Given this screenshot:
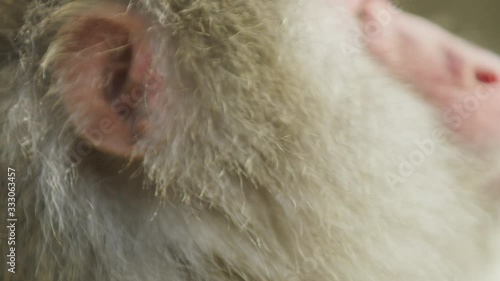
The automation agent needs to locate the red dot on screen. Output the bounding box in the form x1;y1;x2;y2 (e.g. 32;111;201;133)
476;70;498;84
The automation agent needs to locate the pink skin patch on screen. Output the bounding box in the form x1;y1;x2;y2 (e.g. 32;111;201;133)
345;0;500;149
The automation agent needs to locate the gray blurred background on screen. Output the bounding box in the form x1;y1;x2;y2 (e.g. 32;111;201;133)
401;0;500;53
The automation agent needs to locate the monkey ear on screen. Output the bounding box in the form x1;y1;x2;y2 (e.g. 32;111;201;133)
47;6;160;158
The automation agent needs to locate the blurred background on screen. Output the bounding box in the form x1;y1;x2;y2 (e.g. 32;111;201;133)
401;0;500;53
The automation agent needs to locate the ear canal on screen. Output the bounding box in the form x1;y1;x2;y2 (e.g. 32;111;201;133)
48;7;157;158
104;41;133;102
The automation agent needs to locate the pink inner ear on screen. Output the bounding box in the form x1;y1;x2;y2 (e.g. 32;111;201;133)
355;0;500;149
55;6;160;158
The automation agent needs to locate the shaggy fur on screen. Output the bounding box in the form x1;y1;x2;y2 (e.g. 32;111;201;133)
1;0;500;280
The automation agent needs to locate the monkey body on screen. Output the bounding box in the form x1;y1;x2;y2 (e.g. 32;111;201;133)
2;1;500;280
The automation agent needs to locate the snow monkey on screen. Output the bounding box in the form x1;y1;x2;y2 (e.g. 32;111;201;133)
2;0;500;280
